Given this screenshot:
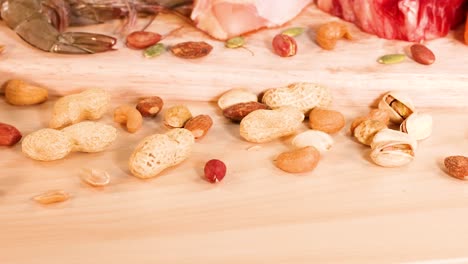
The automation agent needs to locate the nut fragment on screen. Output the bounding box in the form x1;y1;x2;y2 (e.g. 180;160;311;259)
316;22;351;50
353;119;387;146
129;128;195;179
292;130;333;153
204;159;227;183
33;190;70;205
378;92;415;124
217;88;258;110
0;123;22;146
184;114;213;139
275;146;320;173
240;107;304;143
272;34;297;57
136;96;164;117
114;105;143;133
410;44;435;65
170;41;213;59
444;156;468;180
309;108;345;134
164;105;192;128
4;79;48;106
80;168;111;187
400;113;433;141
223;101;268;122
50;88;110;129
262;83;332;114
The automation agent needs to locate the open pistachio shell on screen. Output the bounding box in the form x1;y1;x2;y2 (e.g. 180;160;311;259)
400;113;433;141
371;128;417;150
378;92;415;124
370;141;415;167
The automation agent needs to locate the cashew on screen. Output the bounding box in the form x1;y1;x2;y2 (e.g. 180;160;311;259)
129;128;195;179
22;122;117;161
114;105;143;133
49;88;110;129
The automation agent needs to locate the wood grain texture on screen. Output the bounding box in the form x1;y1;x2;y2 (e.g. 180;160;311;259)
1;5;468;107
0;94;467;264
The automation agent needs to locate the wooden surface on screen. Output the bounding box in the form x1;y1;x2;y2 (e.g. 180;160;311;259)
1;3;468;263
1;5;468;108
1;96;468;264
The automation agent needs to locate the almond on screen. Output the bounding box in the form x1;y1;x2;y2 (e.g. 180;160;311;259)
4;79;48;106
0;123;22;146
184;115;213;139
223;101;268;122
275;146;320;173
136;96;164;117
410;44;435;65
444;156;468;180
308;108;345;134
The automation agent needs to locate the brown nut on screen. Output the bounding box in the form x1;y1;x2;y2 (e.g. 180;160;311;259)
136;96;164;117
309;108;345;134
0;123;22;146
114;105;143;133
410;44;435;65
4;79;48;106
444;156;468;180
164;105;192;128
184;114;213;139
354;119;387;146
223;102;268;122
275;146;320;173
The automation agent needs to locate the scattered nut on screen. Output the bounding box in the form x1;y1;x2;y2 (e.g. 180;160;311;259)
378;92;415;124
353;119;387;146
240;107;304;143
22;122;117;161
316;21;351;50
272;34;297;57
223;101;268;122
370;129;417;167
114;105;143;133
309;108;345;134
275;146;320;173
164;105;192;128
170;41;213;59
0;123;22;146
184;114;213;139
50;88;110;129
350;109;390;134
0;45;4;53
262;83;332;114
129;128;195;179
400;113;433;141
4;79;48;106
292;130;333;153
62;121;117;152
80;168;111;187
444;156;468;180
33;190;70;205
204;159;227;183
136;96;164;117
217;88;258;110
377;54;406;64
410;44;435;65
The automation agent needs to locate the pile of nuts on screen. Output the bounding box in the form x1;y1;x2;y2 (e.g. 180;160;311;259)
350;91;433;167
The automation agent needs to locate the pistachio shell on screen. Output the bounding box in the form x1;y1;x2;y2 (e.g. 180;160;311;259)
371;128;417;151
370;141;415;167
400;113;432;141
378;92;415;124
291;130;333;153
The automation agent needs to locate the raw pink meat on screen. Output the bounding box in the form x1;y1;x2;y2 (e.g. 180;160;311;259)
191;0;313;40
316;0;467;41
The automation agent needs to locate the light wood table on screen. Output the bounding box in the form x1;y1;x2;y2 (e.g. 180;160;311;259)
1;4;468;264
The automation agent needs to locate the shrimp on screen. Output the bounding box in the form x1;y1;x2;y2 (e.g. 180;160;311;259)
0;0;192;54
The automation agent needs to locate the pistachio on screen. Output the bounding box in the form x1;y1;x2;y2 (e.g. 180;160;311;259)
291;130;333;153
281;27;305;37
400;113;433;141
144;43;165;58
378;92;415;124
370;141;415;167
225;36;245;49
353;119;387;146
371;128;417;150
